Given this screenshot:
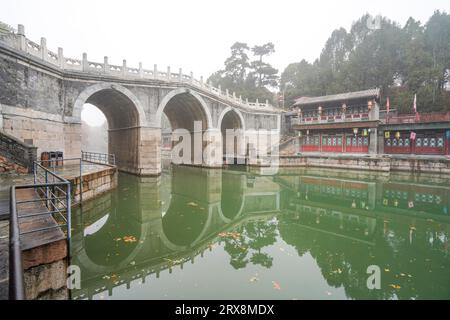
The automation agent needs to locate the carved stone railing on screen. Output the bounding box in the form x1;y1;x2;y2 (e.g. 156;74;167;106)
0;24;278;112
0;131;37;172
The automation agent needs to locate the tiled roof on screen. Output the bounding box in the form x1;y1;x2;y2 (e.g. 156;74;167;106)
293;88;380;106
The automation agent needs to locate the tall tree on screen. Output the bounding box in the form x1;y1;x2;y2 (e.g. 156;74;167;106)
281;12;450;113
250;42;278;88
224;42;250;84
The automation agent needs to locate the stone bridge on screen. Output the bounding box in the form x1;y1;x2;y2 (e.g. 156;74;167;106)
0;25;281;175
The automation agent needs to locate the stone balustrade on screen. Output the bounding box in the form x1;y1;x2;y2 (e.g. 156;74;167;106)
2;24;273;111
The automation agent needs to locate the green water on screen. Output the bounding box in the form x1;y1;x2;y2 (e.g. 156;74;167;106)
70;165;450;300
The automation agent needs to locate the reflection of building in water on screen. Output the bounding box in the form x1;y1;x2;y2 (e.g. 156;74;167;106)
276;173;450;221
70;167;281;299
380;182;450;216
276;172;450;300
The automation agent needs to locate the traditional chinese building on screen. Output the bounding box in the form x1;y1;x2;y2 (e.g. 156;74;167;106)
290;89;381;154
379;112;450;156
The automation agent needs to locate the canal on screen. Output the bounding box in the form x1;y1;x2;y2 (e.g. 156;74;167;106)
69;166;450;300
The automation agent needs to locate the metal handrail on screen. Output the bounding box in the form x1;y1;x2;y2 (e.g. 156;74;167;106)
9;187;24;300
81;151;116;165
34;158;83;204
9;181;72;300
9;162;74;300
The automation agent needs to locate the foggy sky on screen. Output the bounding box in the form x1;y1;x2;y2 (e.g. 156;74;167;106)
2;0;449;81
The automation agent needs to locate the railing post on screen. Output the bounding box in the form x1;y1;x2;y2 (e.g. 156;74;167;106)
179;68;182;81
66;182;72;241
58;47;64;68
40;37;47;61
190;72;193;84
45;170;49;209
104;56;109;73
167;66;171;81
82;53;88;71
139;62;144;78
122;59;127;77
154;64;158;79
17;24;26;51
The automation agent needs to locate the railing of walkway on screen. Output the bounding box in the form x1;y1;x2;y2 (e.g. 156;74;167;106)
9;162;72;300
35;157;83;205
81;151;116;166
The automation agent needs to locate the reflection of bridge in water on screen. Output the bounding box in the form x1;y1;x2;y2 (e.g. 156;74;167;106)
71;166;281;299
71;167;450;300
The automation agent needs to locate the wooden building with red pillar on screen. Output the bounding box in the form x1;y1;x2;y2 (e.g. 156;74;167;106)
380;112;450;156
290;89;381;154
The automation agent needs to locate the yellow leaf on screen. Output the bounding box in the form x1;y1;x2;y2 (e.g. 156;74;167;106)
389;284;401;289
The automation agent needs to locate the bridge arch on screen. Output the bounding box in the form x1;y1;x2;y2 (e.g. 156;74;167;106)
218;107;245;132
218;107;245;160
73;83;147;173
72;83;147;126
155;87;213;130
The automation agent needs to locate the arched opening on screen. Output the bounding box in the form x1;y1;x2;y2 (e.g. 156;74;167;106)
77;86;143;173
220;171;244;220
162;195;208;247
158;90;212;165
81;104;108;153
220;109;244;164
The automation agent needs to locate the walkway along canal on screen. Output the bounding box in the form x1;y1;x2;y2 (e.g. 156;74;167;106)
5;154;118;299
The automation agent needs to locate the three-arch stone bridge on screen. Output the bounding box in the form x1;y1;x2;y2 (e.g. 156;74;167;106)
0;25;281;175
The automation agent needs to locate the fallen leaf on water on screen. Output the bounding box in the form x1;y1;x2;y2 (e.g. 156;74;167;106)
325;291;332;296
400;273;406;277
272;281;281;290
384;268;390;272
130;261;136;266
114;237;122;242
249;276;259;283
279;247;285;252
218;232;241;240
187;202;198;207
123;235;137;243
389;284;401;289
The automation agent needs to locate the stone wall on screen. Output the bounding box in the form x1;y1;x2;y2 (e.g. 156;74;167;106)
0;154;28;174
279;155;391;172
23;240;68;300
279;154;450;174
71;165;118;203
1;105;80;159
389;156;450;174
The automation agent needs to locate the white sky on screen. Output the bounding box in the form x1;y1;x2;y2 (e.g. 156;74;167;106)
1;0;448;125
1;0;448;78
81;104;106;126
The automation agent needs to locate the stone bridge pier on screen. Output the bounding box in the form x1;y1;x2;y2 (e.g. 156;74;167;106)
0;25;282;176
